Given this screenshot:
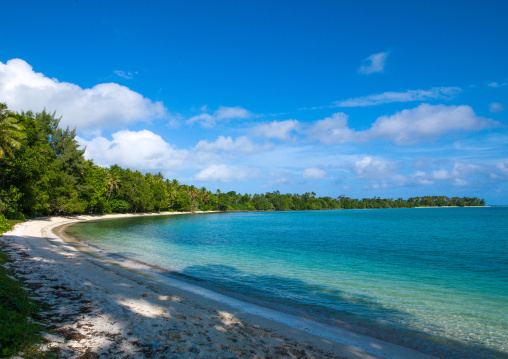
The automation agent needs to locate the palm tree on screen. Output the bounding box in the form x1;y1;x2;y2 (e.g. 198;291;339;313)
153;172;164;183
106;172;121;202
200;187;209;204
187;185;199;200
215;189;222;210
0;103;25;159
167;186;177;207
186;185;199;211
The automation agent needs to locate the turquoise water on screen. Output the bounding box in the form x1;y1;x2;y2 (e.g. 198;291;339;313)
66;208;508;358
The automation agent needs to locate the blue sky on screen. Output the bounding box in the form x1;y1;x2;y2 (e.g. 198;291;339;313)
1;0;507;204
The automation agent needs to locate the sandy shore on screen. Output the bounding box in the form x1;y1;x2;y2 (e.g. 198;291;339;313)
1;213;438;359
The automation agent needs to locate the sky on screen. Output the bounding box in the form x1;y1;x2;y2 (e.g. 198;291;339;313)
1;0;507;204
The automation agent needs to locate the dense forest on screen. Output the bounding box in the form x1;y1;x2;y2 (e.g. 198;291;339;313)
0;104;485;226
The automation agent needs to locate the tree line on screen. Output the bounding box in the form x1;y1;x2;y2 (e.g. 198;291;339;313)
0;104;485;223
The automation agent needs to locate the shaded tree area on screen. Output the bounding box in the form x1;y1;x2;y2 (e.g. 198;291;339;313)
0;104;485;221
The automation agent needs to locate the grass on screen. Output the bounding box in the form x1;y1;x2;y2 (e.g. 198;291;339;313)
0;249;57;358
6;219;24;227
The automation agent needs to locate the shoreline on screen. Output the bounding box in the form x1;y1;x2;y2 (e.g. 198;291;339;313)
1;212;438;359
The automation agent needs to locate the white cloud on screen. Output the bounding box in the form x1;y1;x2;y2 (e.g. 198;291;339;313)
113;70;136;79
496;160;508;178
194;164;257;182
307;104;498;146
0;59;167;131
358;52;389;74
194;135;260;154
306;112;358;144
77;130;187;172
395;162;485;187
251;119;300;140
490;102;504;113
366;104;498;145
352;156;397;179
488;82;507;88
453;178;468;186
186;113;215;128
334;87;462;107
302;167;327;179
268;176;294;186
429;169;451;180
187;106;251;128
408;171;435;185
77;131;264;179
215;106;250;120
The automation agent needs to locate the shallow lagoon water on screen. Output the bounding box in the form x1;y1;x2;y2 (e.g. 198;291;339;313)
66;207;508;358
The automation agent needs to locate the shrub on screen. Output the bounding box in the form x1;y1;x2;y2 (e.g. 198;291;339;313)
0;251;43;356
0;215;12;234
110;199;130;213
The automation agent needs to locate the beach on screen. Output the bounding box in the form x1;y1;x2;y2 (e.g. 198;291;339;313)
1;213;439;359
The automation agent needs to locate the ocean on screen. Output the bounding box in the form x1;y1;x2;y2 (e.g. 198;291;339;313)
65;207;508;358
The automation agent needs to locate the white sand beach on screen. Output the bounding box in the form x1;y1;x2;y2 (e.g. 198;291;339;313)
1;213;439;359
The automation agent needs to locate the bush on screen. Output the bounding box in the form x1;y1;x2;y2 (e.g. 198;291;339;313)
0;215;12;234
200;204;215;211
0;251;43;356
0;187;23;220
110;199;130;213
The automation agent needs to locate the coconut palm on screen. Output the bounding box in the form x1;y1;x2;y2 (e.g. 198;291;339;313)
187;185;199;200
167;186;177;206
0;103;25;159
106;172;121;202
200;187;209;204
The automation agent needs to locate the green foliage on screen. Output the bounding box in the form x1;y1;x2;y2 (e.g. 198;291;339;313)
0;215;12;234
173;191;191;211
0;250;44;357
0;102;486;219
0;186;24;220
0;104;25;159
110;199;130;213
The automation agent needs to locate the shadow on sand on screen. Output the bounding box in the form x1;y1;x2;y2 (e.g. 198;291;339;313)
1;221;506;359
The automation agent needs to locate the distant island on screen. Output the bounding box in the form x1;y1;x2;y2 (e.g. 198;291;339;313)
0;104;484;229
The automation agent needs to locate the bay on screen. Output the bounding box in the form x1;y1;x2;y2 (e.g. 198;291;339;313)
65;207;508;358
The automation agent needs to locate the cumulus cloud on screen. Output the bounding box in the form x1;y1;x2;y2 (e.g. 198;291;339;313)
366;104;498;145
187;106;251;128
334;87;461;107
0;59;167;131
309;104;498;146
194;135;260;154
194;164;257;182
490;102;504;113
306;112;358;144
352;156;397;179
358;52;389;74
251;119;300;140
302;167;327;179
392;162;485;187
77;130;187;172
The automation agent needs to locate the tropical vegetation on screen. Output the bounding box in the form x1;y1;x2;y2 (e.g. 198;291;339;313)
0;250;47;357
0;103;485;229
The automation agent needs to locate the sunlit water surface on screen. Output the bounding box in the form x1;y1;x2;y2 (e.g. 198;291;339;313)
66;207;508;358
